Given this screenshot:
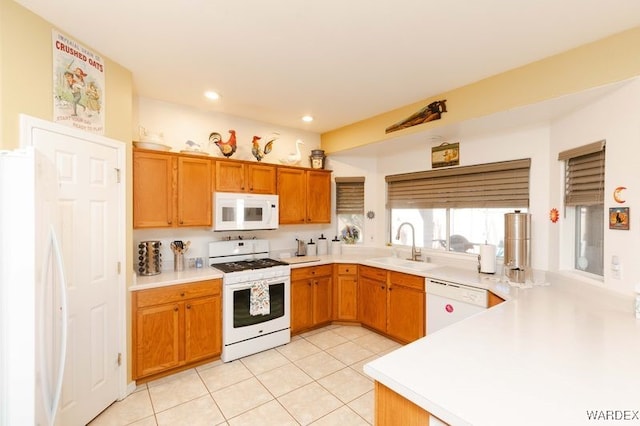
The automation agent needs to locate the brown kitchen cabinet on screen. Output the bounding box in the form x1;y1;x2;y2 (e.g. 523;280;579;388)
358;266;425;344
215;160;276;194
333;264;358;321
375;381;433;425
358;266;388;333
133;149;212;228
132;279;221;381
277;166;331;224
387;271;425;343
488;291;505;307
290;264;333;334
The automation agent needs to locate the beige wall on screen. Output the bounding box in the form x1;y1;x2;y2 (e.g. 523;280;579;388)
321;26;640;153
0;0;133;148
0;0;135;380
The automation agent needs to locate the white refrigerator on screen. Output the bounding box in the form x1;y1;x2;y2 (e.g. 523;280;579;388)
0;115;127;426
0;146;66;425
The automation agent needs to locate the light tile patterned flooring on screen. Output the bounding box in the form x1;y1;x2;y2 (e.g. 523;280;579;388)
90;324;401;425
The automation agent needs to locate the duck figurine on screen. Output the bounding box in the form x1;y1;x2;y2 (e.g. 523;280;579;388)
279;139;304;165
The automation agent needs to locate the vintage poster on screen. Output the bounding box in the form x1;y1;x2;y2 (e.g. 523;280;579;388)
52;30;105;134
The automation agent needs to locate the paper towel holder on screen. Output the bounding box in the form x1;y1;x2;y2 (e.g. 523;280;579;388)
478;244;497;274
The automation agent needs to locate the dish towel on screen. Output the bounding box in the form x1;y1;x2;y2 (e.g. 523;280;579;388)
249;280;270;316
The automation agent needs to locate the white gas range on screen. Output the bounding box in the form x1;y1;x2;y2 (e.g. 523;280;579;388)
209;239;291;362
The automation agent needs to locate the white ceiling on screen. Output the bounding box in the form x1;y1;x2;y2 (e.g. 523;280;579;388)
14;0;640;134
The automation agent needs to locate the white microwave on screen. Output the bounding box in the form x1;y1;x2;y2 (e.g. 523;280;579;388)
213;192;279;231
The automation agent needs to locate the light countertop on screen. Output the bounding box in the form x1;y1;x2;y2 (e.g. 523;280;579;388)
363;272;640;425
129;253;640;425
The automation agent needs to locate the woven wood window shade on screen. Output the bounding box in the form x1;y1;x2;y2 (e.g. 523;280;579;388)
385;159;531;209
335;177;365;214
558;140;605;206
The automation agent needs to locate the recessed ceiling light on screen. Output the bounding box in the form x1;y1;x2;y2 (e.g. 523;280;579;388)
204;91;220;100
302;115;313;123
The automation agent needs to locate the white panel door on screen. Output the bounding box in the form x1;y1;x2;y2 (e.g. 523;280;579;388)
31;125;122;426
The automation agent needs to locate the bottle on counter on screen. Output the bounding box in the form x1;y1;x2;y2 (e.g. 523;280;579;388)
317;234;328;255
307;238;317;256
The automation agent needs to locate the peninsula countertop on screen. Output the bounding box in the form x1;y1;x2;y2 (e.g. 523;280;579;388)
363;272;640;426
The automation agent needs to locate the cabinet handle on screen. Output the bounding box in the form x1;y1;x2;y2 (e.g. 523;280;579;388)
186;304;191;309
314;280;318;285
168;220;172;225
180;292;185;297
381;285;385;289
174;306;179;312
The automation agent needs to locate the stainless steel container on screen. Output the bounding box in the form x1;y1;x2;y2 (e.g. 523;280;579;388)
137;240;162;275
504;211;531;283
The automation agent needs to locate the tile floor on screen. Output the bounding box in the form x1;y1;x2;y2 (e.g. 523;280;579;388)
89;324;401;426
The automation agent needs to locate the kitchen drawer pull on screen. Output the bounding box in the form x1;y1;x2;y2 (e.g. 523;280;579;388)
180;292;185;297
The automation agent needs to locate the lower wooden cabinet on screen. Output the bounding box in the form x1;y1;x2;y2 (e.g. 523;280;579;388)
132;279;221;380
358;266;425;344
290;264;333;334
375;382;434;425
333;264;358;321
488;291;505;307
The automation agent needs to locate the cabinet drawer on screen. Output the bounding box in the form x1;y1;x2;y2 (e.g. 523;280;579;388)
389;271;424;291
360;265;387;282
337;264;358;275
291;264;333;280
135;280;221;308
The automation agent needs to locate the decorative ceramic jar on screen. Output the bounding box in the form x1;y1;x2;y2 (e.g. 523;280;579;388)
310;149;326;169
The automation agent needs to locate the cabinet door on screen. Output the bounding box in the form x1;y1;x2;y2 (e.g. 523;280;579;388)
291;278;313;333
387;283;425;343
312;275;332;325
177;156;212;226
248;164;276;194
306;170;331;223
185;295;221;362
216;161;245;192
133;151;175;228
358;277;387;332
135;303;181;378
277;167;306;224
335;265;358;321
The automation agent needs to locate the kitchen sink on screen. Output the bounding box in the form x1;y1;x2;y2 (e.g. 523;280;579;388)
366;257;439;272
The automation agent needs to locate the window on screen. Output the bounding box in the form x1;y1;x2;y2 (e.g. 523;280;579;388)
386;159;530;255
558;141;605;276
335;177;365;243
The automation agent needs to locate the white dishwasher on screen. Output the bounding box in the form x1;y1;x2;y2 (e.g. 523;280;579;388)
426;278;488;334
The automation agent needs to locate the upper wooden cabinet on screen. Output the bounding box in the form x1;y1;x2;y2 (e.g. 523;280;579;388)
133;149;212;228
215;160;276;194
277;166;331;224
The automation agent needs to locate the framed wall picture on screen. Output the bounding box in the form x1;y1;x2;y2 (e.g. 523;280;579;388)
431;142;459;168
609;207;629;230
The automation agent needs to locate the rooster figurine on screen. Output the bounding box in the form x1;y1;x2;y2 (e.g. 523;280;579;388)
210;129;236;157
251;133;278;162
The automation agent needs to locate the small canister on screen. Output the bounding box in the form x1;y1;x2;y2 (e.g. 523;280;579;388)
317;234;328;255
307;239;317;256
330;235;341;255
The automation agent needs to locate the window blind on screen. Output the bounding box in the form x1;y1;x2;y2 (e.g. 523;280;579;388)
335;177;365;214
385;159;531;209
558;140;605;206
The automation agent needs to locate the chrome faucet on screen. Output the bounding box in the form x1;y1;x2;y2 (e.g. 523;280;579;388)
396;222;421;261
